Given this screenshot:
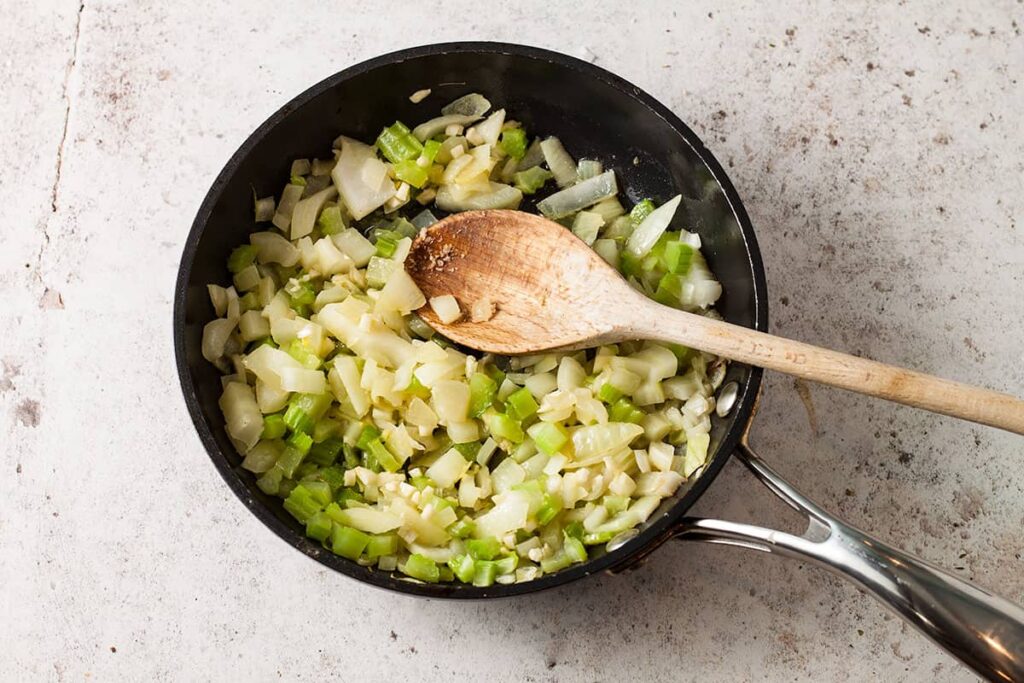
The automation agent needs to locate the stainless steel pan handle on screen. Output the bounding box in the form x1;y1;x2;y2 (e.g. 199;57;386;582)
676;442;1024;681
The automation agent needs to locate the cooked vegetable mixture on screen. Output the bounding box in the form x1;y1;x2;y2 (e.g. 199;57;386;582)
204;92;726;585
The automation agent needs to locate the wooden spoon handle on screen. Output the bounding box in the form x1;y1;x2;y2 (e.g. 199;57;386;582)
625;300;1024;435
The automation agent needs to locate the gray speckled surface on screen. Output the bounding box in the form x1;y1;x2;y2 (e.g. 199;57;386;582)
2;1;1022;680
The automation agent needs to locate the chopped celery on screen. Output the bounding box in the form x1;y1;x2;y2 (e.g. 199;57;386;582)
454;441;481;461
527;422;568;455
402;554;440;582
654;273;684;307
603;495;630;514
316;464;346;492
512;166;553;195
290;393;332;421
262;413;287;439
356;424;382;450
283;404;314;434
449;554;476;583
376;121;423;163
227;245;259;274
472;560;498;587
286;339;322;370
286;279;316;308
307;437;343;466
366;438;401;473
366;533;399;558
536;493;563;526
316;205;346;236
286;430;313;456
608;397;645;424
582;530;617;545
597;382;624;404
564;521;584;541
499;128;528;159
449;518;475;539
468;372;497;417
494;553;518;575
483;410;525;443
540;551;571;574
331;525;370;560
663;240;694;274
466;537;501;561
630;198;655;225
283;484;322;523
305;511;332;542
421;139;442;165
374;233;399;258
506;387;539;420
563;535;587;564
393;159;429;189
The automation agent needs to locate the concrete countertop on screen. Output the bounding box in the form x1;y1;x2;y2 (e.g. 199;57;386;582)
3;1;1021;680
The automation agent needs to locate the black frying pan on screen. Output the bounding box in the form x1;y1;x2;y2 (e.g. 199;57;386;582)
173;43;1024;680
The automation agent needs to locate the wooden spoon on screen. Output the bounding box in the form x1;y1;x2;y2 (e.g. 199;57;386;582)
406;209;1024;436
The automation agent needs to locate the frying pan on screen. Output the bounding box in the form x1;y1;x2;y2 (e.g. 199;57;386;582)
173;43;1024;679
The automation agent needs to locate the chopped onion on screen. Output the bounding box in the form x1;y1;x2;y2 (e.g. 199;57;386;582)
536;171;618;219
428;295;462;324
540;137;578;187
250;231;299;267
441;93;491;117
571;423;644;462
412;114;481;142
202;318;237;362
625;194;682;257
475;109;506;147
408;88;432;104
254;196;275;222
290;185;338;240
331;136;395;220
331;228;376;267
426;448;471;488
219;382;262;451
435;182;522;212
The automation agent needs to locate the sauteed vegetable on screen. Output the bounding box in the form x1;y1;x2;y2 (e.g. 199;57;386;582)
203;92;726;585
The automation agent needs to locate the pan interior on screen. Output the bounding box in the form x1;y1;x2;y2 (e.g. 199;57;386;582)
176;43;766;598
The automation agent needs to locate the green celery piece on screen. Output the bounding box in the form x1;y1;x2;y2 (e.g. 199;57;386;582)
262;413;287;440
393;159;429;189
238;291;259;312
654;273;684;307
227;244;259;274
278;479;297;498
483;363;506;385
448;518;475;539
536;493;563;526
448;554;476;583
472;560;498;587
663;240;694;274
356;424;382;451
366;533;399;558
335;488;363;507
286;279;316;307
564;521;584;541
506;387;539;420
289;175;307;186
366;438;401;473
563;536;588;564
619;250;643;278
409;475;432;491
468;372;497;417
331;525;370;560
667;343;694;363
313;418;342;443
582;530;617;545
540;550;572;574
630;198;655;225
596;382;624;404
307;437;344;466
256;466;283;495
512;166;553;195
287;430;313;456
316;205;346;236
276;445;306;478
608;397;645;424
299;480;332;506
493;553;518;575
290;393;332;421
316;464;346;492
406;374;431;399
402;554;440;582
293;462;318;480
286;339;322;370
483;411;525;444
283;404;314;435
421;139;442;165
529;422;568;455
499;128;528;159
341;443;359;469
305;511;332;542
376;121;423;163
453;441;481;461
374;233;400;258
283;485;321;523
466;537;501;561
365;256;395;289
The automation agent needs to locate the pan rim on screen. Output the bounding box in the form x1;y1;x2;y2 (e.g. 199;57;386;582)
173;41;768;599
